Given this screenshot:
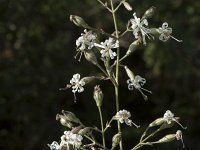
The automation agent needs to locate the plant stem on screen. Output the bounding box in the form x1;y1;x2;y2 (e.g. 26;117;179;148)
110;0;123;150
84;135;107;149
98;107;106;149
131;129;161;150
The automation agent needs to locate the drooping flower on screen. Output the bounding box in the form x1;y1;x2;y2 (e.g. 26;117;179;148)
94;38;119;59
114;109;140;128
70;74;85;100
130;13;153;45
176;130;185;148
127;75;151;100
60;131;83;149
75;29;97;61
163;110;187;129
158;22;182;42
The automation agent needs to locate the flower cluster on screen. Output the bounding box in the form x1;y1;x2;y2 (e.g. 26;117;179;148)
49;131;83;150
114;109;140;128
75;29;97;61
94;38;119;59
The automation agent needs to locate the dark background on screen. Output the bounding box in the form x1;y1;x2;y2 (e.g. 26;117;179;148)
0;0;200;149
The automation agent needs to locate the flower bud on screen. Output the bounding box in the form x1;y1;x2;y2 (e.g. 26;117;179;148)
84;50;99;66
142;6;156;20
126;39;141;56
78;127;92;136
159;121;175;130
71;125;84;134
124;66;134;81
56;114;73;128
93;85;103;107
122;1;132;11
158;134;176;143
70;15;91;29
62;110;81;124
149;118;165;127
112;132;122;149
150;28;160;36
80;76;96;84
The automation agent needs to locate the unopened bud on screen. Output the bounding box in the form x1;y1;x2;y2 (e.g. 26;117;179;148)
112;132;122;149
142;6;156;20
158;134;176;143
93;85;103;107
122;1;132;11
56;114;73;128
150;28;160;35
124;66;134;81
84;50;99;66
81;76;96;84
71;125;84;134
126;39;141;56
70;15;91;29
149;118;165;127
159;121;175;130
78;127;92;136
62;110;81;124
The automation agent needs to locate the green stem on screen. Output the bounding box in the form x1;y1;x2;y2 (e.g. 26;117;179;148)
84;135;107;149
98;107;106;149
110;0;123;150
131;129;161;150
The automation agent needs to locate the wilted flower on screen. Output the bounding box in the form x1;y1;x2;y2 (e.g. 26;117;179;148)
94;38;119;59
48;141;61;150
127;75;151;100
130;13;153;45
70;74;85;101
75;29;97;61
114;109;140;128
60;131;83;149
163;110;187;129
158;22;182;42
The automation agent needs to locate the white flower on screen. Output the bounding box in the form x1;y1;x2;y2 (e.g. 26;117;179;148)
70;74;85;101
94;38;119;59
163;110;187;129
70;74;85;93
60;131;83;149
176;130;185;148
158;22;182;42
115;109;140;128
127;75;151;100
130;13;153;45
48;141;61;150
75;29;97;61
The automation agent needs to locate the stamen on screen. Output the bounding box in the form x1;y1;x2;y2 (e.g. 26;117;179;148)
173;118;187;129
132;121;140;128
171;36;182;42
74;93;77;103
180;137;185;148
138;88;148;101
140;87;152;94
